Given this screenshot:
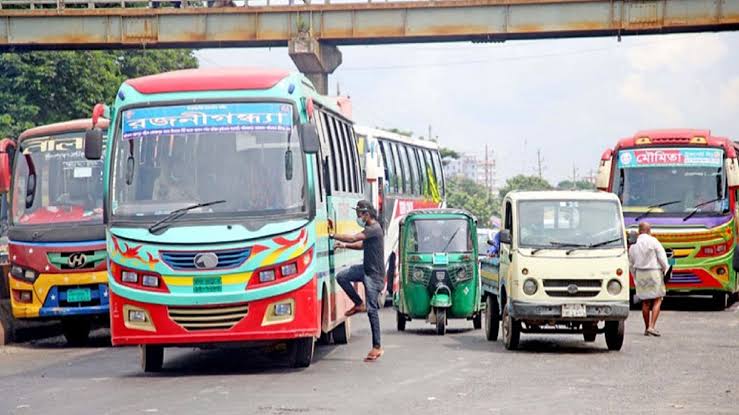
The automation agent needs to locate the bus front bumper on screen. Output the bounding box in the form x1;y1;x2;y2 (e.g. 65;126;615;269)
109;277;320;346
9;271;110;319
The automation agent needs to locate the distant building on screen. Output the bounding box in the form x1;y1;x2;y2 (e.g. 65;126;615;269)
444;151;497;195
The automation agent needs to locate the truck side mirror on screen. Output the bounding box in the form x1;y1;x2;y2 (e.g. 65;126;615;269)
85;128;104;160
299;123;320;154
725;158;739;188
0;138;16;193
499;229;512;245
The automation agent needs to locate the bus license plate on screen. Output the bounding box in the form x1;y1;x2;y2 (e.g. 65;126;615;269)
562;304;586;318
193;276;222;293
67;288;92;303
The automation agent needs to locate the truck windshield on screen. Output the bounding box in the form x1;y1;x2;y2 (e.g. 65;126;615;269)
616;147;727;215
12;133;104;226
517;200;623;249
111;102;305;221
410;219;471;253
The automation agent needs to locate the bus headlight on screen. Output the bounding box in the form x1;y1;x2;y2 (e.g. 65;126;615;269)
259;269;276;283
10;265;37;283
523;278;538;295
607;279;622;295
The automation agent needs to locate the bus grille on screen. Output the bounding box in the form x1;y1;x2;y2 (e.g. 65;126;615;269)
160;247;251;270
168;304;248;331
543;279;602;298
668;272;702;284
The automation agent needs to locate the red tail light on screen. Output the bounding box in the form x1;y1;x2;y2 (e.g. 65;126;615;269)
249;248;313;289
110;262;169;293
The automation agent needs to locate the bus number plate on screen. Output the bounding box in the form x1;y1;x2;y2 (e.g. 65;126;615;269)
193;276;222;293
67;288;92;302
562;304;586;318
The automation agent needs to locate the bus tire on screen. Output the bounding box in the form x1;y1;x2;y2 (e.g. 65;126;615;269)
62;319;91;346
141;345;164;372
331;319;351;345
290;337;314;368
484;295;499;341
712;292;729;310
605;321;625;351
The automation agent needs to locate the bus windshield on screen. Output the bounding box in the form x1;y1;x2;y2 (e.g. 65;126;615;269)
616;148;727;215
111;102;306;221
410;219;471;253
12;133;104;226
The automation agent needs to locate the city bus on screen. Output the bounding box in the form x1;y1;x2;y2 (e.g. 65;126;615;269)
596;129;739;309
84;68;364;371
0;119;109;344
353;126;445;301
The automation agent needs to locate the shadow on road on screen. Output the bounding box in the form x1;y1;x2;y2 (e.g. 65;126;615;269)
661;296;736;312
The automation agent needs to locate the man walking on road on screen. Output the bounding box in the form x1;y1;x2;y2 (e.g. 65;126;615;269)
331;200;385;362
629;222;669;337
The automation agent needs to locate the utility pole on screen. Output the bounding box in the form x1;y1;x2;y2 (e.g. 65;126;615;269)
571;164;578;190
428;125;432;143
536;148;544;179
485;144;490;197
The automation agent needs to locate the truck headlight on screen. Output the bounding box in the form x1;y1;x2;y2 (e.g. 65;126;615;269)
523;278;538;295
607;279;622;295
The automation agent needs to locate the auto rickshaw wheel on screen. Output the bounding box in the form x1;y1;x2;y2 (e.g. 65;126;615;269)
484;295;499;341
396;311;406;331
583;323;597;342
332;319;351;345
290;337;315;368
502;303;520;350
435;308;446;336
604;321;625;351
141;345;164;373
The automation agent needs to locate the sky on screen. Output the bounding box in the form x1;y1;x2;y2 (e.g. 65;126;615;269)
196;31;739;186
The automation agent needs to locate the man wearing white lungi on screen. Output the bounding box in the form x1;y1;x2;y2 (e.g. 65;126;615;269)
629;222;669;337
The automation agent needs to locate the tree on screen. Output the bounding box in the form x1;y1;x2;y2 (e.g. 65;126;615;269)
440;147;460;160
497;175;553;201
556;180;596;190
0;50;198;138
446;177;498;227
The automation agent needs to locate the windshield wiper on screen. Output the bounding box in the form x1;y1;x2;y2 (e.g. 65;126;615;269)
148;200;226;235
634;200;682;222
683;197;723;222
441;226;464;252
566;238;623;254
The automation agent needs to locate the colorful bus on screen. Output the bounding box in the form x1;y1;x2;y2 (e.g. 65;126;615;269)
596;129;739;309
353;126;445;301
84;68;364;371
0;119;109;344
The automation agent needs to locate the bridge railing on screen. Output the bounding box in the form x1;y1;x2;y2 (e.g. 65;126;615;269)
0;0;414;9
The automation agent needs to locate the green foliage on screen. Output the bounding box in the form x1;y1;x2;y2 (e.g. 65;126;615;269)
0;50;198;138
556;180;596;190
446;177;497;227
497;175;553;201
440;147;460;160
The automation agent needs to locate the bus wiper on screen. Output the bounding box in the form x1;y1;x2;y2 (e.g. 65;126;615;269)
148;200;226;235
634;200;682;222
683;197;723;222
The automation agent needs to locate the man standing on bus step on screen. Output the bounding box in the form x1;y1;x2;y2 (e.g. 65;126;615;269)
331;200;385;362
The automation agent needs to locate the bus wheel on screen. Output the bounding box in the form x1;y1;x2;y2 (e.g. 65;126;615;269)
141;345;164;372
331;319;351;345
502;303;520;350
435;308;446;336
605;321;625;351
484;295;499;341
62;319;91;346
583;323;597;342
712;292;729;310
396;311;406;331
290;337;314;368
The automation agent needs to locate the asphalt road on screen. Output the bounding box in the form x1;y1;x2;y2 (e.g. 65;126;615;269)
1;298;737;415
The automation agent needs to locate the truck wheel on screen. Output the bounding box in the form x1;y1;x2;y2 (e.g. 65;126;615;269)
605;321;625;351
62;319;91;346
484;295;499;342
396;311;406;331
472;313;482;330
712;292;729;310
141;345;164;372
435;308;446;336
583;323;597;342
290;337;315;368
502;303;520;350
331;319;351;345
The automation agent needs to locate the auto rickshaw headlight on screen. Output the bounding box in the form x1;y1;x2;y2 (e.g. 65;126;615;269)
607;279;622;295
523;278;538;295
455;268;472;282
412;269;425;283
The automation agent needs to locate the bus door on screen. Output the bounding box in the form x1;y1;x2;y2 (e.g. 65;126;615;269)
315;111;337;277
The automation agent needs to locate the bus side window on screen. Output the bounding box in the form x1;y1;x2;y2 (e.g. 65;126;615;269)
324;113;340;193
329;116;347;192
422;149;435;196
390;142;404;193
407;146;421;195
379;140;394;194
399;145;414;195
416;148;428;196
431;151;445;199
340;122;357;193
313;108;326;201
347;126;362;193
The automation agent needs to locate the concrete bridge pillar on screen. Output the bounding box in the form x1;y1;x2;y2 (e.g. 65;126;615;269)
288;34;342;95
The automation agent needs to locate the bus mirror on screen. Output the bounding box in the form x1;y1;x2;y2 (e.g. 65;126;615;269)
596;157;612;191
0;138;15;193
299;123;320;154
91;103;108;128
285;149;294;181
725;158;739;188
85;128;103;160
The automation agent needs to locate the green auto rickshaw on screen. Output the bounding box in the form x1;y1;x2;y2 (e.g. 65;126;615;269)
394;209;482;335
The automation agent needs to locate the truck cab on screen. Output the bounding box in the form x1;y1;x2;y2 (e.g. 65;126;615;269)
482;191;630;351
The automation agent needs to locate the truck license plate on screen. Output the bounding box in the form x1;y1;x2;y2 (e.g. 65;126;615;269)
67;288;91;302
193;276;222;293
562;304;587;318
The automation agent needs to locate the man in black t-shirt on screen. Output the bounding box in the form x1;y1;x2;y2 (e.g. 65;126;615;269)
331;200;385;362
